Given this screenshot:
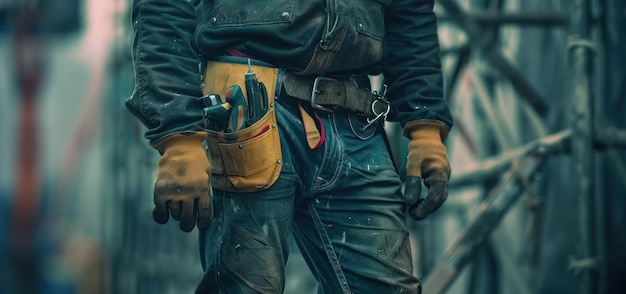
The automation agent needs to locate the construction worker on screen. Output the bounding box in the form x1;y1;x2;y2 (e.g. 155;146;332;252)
126;0;453;293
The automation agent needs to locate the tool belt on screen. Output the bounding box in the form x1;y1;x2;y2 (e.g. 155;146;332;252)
201;57;390;192
202;58;282;193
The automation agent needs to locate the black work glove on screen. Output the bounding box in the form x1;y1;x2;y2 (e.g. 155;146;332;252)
403;121;451;220
151;132;214;232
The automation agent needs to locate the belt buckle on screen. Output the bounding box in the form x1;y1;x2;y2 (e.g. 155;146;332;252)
311;76;338;112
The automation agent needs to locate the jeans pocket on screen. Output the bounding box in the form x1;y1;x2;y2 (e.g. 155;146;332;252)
348;113;376;140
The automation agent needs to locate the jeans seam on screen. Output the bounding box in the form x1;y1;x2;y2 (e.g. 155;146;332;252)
314;112;344;192
347;112;376;140
308;201;352;294
215;194;225;290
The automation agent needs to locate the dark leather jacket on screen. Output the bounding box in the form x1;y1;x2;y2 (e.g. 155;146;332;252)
127;0;453;144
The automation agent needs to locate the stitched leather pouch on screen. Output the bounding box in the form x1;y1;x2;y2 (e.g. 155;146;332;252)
202;59;282;192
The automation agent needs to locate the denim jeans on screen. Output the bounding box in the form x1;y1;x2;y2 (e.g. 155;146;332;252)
196;96;420;294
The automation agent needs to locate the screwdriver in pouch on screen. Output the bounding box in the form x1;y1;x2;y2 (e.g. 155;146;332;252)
244;58;268;126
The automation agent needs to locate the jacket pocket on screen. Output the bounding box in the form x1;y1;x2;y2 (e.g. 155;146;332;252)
208;0;295;26
355;0;389;40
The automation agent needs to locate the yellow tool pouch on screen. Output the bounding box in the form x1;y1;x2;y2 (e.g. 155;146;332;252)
201;59;282;193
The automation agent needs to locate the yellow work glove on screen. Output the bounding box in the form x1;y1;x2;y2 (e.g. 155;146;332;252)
151;132;213;232
403;121;451;220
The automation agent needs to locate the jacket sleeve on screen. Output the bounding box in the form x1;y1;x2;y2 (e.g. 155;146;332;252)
382;0;453;132
125;0;205;144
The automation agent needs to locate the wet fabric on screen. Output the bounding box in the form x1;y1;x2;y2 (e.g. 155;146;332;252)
126;0;452;144
196;96;420;293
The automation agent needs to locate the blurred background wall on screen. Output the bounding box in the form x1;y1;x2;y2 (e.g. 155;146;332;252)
0;0;624;293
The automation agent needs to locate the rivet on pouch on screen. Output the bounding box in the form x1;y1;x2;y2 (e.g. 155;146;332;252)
272;124;277;128
277;160;282;164
238;144;243;149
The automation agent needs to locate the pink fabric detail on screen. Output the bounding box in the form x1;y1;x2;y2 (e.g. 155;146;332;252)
226;47;254;59
312;111;326;149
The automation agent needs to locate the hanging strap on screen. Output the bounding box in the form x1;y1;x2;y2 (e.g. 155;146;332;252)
298;104;326;149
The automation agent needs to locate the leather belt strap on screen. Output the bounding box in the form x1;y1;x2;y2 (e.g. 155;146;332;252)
281;73;374;115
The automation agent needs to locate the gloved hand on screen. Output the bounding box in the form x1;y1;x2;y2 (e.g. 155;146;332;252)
151;132;213;232
403;121;451;220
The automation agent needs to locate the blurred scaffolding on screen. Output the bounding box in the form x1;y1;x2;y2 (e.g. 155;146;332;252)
0;0;624;293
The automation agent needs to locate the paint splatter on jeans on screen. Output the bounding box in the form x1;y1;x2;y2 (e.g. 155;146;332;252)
196;99;420;293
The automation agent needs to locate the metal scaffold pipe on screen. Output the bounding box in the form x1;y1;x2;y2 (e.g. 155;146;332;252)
437;0;549;117
449;129;572;188
568;0;604;292
422;155;545;294
422;129;571;294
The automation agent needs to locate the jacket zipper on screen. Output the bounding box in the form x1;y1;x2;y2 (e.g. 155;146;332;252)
320;0;338;49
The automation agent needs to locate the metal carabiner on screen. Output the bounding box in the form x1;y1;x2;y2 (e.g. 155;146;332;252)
362;98;391;130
